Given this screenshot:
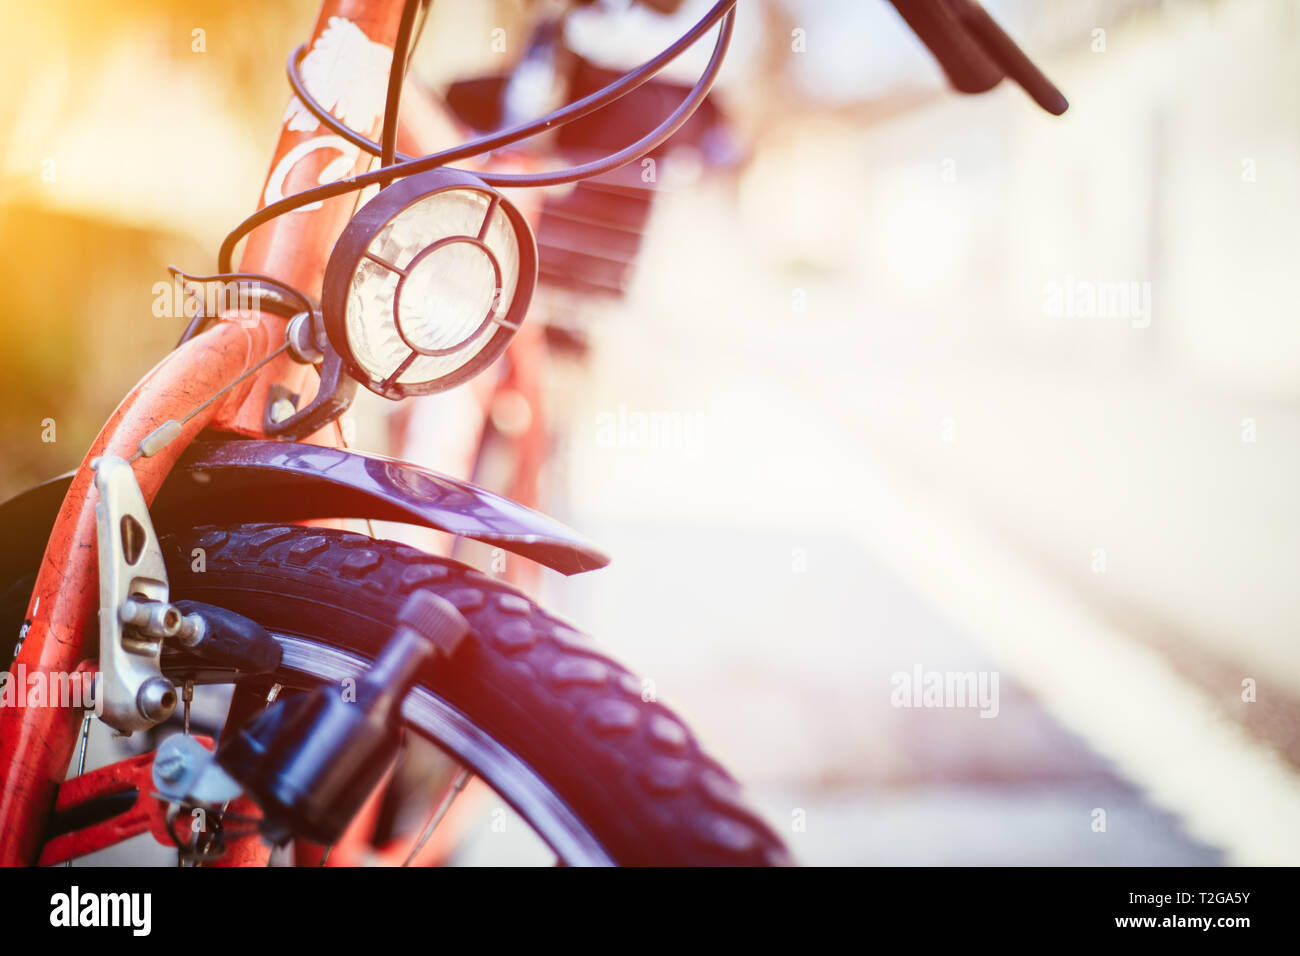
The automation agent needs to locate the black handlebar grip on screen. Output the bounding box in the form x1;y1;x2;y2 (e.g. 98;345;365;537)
888;0;1068;115
959;1;1068;115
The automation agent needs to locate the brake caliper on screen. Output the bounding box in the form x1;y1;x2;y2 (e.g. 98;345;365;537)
93;455;183;733
93;456;282;732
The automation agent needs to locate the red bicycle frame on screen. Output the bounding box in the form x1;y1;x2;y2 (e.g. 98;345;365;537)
0;0;412;866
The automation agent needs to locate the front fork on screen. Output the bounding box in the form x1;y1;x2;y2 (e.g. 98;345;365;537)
0;0;412;865
0;320;268;865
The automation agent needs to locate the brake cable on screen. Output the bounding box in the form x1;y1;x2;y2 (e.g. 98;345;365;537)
377;0;423;182
167;0;734;430
168;266;316;346
127;342;291;463
287;0;733;168
218;0;737;274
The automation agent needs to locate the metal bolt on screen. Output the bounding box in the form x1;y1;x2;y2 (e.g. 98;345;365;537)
120;598;182;639
286;312;324;365
154;748;189;784
175;612;206;649
270;398;297;424
137;676;177;723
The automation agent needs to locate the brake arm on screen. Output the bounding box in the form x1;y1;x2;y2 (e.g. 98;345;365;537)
93;456;181;734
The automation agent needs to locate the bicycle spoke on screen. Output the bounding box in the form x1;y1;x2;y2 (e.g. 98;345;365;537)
65;713;95;869
402;766;472;866
182;680;193;735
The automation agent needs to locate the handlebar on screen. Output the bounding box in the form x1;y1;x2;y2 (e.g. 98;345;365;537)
888;0;1068;114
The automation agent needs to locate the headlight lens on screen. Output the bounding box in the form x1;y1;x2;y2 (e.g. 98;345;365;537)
322;169;536;399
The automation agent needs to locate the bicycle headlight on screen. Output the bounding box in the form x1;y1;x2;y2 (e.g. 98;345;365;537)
321;169;537;399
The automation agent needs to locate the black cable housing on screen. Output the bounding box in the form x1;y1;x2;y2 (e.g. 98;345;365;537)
219;0;737;274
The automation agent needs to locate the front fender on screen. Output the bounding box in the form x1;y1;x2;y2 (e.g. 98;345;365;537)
157;440;608;575
0;441;609;580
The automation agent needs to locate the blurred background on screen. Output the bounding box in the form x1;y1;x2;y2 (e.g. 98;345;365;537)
2;0;1299;864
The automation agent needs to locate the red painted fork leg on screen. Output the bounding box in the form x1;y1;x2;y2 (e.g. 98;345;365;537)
0;322;260;866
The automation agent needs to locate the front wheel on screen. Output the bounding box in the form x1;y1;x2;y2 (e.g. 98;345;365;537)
161;523;791;866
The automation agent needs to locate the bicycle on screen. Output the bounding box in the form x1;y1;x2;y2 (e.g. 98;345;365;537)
0;0;1064;866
